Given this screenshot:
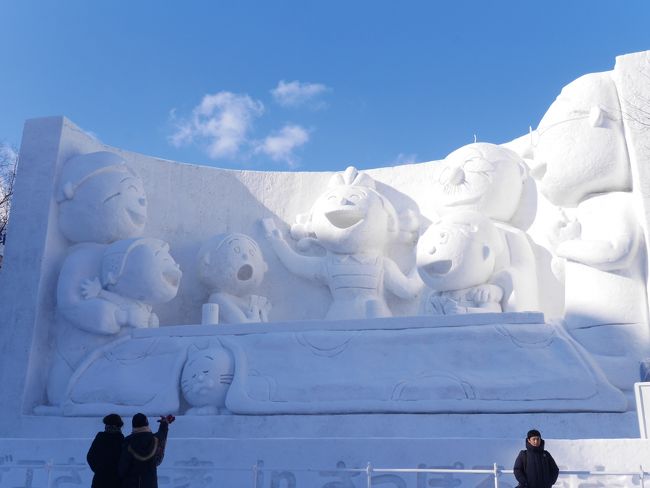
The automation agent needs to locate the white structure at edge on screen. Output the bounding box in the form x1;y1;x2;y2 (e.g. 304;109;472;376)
1;51;650;426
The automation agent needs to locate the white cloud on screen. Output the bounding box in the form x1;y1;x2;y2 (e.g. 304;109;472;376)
271;80;329;108
169;91;264;159
392;153;418;165
255;125;310;167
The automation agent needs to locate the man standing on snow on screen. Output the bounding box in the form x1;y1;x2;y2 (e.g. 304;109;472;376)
513;429;559;488
118;413;173;488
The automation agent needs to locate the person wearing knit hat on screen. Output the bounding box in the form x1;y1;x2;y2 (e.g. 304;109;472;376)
86;413;124;488
118;413;173;488
513;428;559;487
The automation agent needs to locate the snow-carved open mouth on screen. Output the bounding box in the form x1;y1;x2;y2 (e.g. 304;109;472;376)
127;209;146;226
325;209;364;229
163;269;181;288
237;264;253;281
422;260;453;275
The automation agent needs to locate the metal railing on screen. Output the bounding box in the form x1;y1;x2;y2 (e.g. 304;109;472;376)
1;461;647;487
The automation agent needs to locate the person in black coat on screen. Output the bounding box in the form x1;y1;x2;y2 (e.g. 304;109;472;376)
118;413;170;488
513;429;559;488
87;414;125;488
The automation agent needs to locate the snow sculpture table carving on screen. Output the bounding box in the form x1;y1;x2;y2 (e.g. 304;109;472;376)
56;314;626;415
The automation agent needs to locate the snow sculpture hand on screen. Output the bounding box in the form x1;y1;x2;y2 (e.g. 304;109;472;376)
469;283;504;305
425;295;459;315
80;277;102;299
548;209;581;249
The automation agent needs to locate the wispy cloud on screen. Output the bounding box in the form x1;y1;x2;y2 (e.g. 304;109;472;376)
169;91;264;159
271;80;329;109
255;125;310;167
392;153;418;165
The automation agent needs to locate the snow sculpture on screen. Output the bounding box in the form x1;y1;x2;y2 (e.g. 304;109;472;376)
57;151;147;244
433;143;526;223
49;237;182;405
262;166;419;320
431;143;539;312
197;233;270;324
181;343;234;415
531;72;648;397
417;211;507;315
49;152;150;405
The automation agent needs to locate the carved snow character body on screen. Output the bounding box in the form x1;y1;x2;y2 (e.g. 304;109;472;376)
263;166;419;321
49;237;182;405
197;233;271;324
417;210;507;315
531;71;648;398
181;343;234;415
50;152;151;405
432;142;539;312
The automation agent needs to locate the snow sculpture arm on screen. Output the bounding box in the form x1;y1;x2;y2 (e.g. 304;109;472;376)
383;258;422;299
80;277;156;328
550;206;642;272
262;218;323;281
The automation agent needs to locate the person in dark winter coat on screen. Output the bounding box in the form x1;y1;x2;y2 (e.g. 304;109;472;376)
513;429;559;488
118;413;170;488
87;413;125;488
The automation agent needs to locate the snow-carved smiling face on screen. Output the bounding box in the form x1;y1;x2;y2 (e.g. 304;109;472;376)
310;185;390;254
58;152;147;244
198;233;268;296
433;143;525;222
104;238;182;304
416;211;501;292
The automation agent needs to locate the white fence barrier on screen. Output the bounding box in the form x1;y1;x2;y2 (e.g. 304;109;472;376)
0;462;647;487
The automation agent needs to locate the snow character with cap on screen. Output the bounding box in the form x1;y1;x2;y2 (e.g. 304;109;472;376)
513;429;559;488
263;166;419;320
197;233;270;324
87;413;124;488
119;413;172;488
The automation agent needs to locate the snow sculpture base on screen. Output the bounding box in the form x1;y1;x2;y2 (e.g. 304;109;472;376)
51;313;625;416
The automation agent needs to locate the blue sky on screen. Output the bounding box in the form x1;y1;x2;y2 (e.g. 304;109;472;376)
1;1;649;171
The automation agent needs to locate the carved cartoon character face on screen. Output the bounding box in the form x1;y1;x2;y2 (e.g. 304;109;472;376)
181;346;233;409
59;168;147;243
532;73;630;207
417;212;498;292
433;143;524;222
311;185;390;253
109;240;182;304
200;234;268;296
